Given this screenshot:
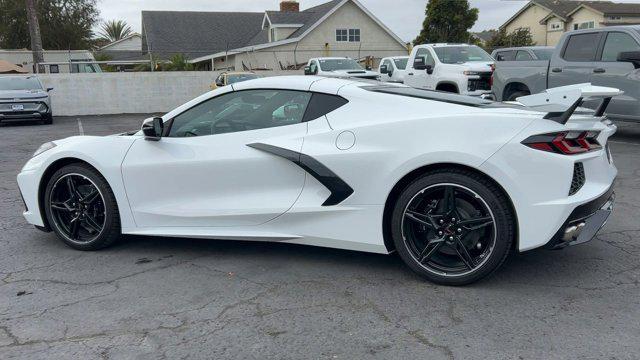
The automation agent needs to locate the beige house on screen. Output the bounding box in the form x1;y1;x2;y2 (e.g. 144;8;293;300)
501;0;640;46
141;0;408;71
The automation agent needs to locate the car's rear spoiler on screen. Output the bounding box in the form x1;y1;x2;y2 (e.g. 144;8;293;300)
516;83;624;124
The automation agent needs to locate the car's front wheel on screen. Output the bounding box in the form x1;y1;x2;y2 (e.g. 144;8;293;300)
390;169;515;285
44;163;121;250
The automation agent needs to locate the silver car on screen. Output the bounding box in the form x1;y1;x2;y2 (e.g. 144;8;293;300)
0;75;53;124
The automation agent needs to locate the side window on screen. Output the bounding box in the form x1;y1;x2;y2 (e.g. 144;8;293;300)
563;33;600;61
495;50;516;61
310;61;318;74
416;48;435;67
303;93;349;122
601;32;640;61
168;90;312;138
383;59;393;70
515;51;533;61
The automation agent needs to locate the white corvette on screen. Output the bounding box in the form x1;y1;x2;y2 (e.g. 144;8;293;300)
17;77;618;285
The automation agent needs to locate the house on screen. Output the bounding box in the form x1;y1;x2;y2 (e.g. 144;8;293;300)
500;0;640;46
0;50;99;73
94;33;148;71
141;0;408;71
470;30;498;45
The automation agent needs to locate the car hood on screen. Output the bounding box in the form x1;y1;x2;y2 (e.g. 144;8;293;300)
0;89;48;100
457;62;494;72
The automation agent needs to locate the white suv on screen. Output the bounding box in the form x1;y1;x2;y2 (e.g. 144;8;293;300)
404;44;494;97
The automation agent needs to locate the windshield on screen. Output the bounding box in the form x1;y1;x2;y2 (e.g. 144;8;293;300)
433;46;493;64
226;73;259;84
0;76;42;91
532;49;553;60
319;59;364;71
393;58;408;70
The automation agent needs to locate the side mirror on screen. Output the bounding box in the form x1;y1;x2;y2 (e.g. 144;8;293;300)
379;65;388;74
617;51;640;68
304;66;312;75
215;79;224;87
413;57;427;70
366;65;372;70
46;87;54;92
426;65;434;75
142;117;164;141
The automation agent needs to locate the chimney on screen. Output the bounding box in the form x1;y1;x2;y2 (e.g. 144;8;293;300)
280;1;299;12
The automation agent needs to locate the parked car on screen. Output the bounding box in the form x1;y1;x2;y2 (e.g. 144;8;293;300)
304;57;379;80
492;46;554;61
211;71;259;90
0;75;53;124
378;56;409;83
492;26;640;122
404;43;494;96
18;76;618;285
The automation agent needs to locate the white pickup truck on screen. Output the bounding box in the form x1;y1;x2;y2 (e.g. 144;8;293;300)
404;43;494;97
378;56;409;83
303;57;380;80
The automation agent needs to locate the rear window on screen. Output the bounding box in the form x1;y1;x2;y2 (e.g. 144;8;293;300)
563;33;600;61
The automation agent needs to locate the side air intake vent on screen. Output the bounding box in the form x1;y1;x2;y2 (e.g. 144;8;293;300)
569;162;585;196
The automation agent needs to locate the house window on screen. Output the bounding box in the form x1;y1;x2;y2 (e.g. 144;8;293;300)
336;29;360;42
336;29;348;42
574;21;595;30
49;64;59;73
550;22;562;30
348;29;360;42
609;16;621;20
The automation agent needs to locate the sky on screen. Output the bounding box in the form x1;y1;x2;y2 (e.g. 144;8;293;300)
97;0;640;42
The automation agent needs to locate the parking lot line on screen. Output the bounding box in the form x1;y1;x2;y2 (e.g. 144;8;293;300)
77;118;84;135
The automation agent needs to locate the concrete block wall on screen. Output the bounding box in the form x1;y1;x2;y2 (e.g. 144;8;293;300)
37;70;300;116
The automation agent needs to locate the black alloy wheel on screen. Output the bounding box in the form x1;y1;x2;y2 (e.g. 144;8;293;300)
44;163;121;250
391;169;514;285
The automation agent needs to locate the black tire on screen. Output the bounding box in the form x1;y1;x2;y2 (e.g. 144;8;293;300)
507;91;530;102
43;114;53;125
390;168;515;285
44;163;121;250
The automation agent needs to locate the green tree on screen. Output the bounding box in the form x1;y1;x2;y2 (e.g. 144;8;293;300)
0;0;99;50
485;28;535;49
414;0;479;45
163;54;194;71
98;20;132;43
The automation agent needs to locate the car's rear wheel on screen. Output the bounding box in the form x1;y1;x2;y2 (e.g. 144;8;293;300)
44;163;120;250
390;169;514;285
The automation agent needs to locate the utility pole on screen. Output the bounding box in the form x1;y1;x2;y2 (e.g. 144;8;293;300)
25;0;45;73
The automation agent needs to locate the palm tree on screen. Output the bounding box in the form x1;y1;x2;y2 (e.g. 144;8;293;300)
98;20;132;43
25;0;45;73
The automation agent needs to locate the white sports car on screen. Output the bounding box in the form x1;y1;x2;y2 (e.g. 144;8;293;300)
17;77;617;285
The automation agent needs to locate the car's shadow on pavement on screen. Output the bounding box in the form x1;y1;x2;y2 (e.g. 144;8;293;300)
72;233;610;288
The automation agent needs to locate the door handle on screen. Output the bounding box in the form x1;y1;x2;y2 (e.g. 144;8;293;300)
593;68;606;73
408;73;414;76
551;68;562;73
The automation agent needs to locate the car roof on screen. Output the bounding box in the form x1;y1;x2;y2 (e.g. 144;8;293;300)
230;75;359;94
223;71;256;75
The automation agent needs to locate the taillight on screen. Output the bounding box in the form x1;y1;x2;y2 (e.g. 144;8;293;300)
522;131;602;155
489;64;495;87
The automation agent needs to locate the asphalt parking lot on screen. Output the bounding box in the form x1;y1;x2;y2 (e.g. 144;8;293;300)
1;115;639;359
